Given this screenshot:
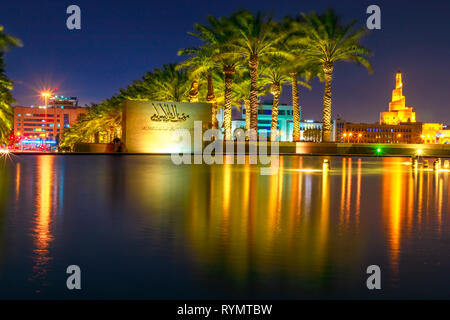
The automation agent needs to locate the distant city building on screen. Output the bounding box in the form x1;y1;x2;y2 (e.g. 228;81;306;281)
437;126;450;144
338;71;448;144
217;103;325;142
13;96;86;145
233;104;296;141
380;70;416;125
339;122;422;144
421;123;443;144
47;95;78;108
215;103;331;142
332;119;346;142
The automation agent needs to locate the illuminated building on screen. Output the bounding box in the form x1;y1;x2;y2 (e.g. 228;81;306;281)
421;123;443;144
223;103;325;142
234;104;297;141
13;98;86;144
380;70;416;125
340;122;422;143
437;127;450;144
332;119;346;142
47;95;78;108
337;70;448;144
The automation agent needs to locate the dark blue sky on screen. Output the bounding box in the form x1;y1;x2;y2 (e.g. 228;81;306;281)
1;0;449;123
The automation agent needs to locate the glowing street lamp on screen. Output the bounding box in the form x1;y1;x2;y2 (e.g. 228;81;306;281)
40;90;53;143
41;91;51;107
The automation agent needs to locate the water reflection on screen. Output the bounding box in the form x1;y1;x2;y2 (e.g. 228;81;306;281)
171;157;339;293
30;156;55;290
0;165;10;260
1;155;449;298
381;158;448;286
382;159;404;281
15;163;20;202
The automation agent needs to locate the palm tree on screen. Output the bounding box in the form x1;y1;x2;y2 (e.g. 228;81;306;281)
61;97;123;148
300;9;372;142
185;15;242;140
232;70;267;132
0;55;14;143
0;25;22;50
147;64;191;102
61;64;190;148
226;10;291;139
215;69;267;136
122;64;191;102
177;45;219;128
280;17;321;141
260;56;291;141
0;26;21;144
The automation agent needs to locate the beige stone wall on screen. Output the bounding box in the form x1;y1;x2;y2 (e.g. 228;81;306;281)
122;100;211;153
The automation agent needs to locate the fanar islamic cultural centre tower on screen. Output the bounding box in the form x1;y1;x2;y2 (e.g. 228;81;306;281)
380;70;416;125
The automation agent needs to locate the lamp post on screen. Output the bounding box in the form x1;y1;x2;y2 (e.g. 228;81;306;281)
41;91;51;107
40;91;52;150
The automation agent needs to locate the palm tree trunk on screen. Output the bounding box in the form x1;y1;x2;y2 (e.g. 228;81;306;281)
270;84;280;142
244;99;250;131
206;73;218;129
223;67;235;140
322;62;333;142
188;80;199;103
291;72;300;142
249;55;259;140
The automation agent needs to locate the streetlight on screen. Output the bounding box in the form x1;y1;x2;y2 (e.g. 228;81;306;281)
41;91;51;107
40;91;53;148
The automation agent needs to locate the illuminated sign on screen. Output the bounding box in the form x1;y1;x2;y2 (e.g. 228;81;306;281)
22;140;57;145
122;100;211;153
151;103;190;122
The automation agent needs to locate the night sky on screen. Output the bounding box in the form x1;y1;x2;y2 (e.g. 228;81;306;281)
1;0;449;124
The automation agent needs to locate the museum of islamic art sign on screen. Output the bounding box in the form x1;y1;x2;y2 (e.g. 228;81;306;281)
122;100;211;153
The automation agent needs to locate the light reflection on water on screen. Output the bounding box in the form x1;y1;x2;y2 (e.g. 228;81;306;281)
0;155;449;299
29;156;54;289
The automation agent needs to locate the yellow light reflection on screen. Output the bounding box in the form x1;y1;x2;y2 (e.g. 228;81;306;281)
355;159;362;227
381;158;409;282
15;163;21;202
30;156;54;288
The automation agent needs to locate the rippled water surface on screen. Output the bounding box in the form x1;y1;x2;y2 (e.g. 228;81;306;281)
0;155;449;299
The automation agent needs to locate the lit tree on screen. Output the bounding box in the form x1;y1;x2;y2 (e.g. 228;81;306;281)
177;45;220;128
225;10;291;139
0;25;21;144
300;9;372;142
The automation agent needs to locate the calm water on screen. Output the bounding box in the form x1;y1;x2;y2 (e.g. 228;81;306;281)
0;155;449;299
